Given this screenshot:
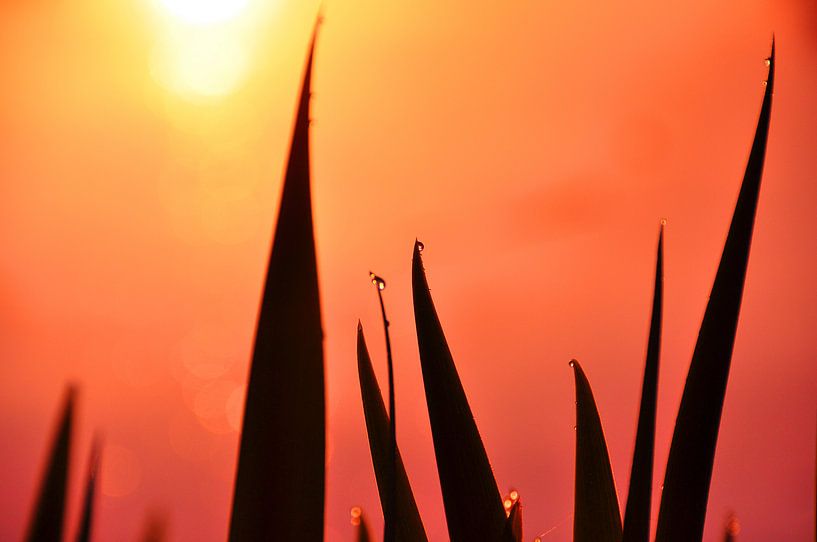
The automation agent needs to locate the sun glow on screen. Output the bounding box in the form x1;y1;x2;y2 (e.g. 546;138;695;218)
157;0;250;25
150;0;259;99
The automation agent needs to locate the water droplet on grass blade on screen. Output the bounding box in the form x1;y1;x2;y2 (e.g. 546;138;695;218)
350;506;362;526
369;272;386;291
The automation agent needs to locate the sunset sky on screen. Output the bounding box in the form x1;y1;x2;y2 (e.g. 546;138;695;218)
1;1;815;540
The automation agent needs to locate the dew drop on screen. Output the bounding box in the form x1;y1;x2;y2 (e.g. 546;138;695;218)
350;506;362;526
762;80;767;86
503;498;513;510
568;360;576;368
660;217;668;226
369;272;386;291
509;489;519;501
726;516;741;536
764;57;771;67
573;425;577;431
417;240;425;252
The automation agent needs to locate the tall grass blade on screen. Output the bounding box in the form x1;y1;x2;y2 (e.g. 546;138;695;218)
622;224;664;542
368;272;399;542
229;28;325;541
655;42;775;542
25;387;75;542
74;436;101;542
411;240;507;542
356;324;429;541
503;500;523;542
571;359;622;542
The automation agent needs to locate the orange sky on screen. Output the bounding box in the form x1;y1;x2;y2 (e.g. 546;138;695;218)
1;1;815;540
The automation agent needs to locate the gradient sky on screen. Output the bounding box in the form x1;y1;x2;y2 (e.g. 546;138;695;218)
1;1;815;540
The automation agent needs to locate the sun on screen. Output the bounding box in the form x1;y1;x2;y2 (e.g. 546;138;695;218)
157;0;250;25
150;0;257;99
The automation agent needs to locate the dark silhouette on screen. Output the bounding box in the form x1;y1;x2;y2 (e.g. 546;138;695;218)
356;325;428;541
25;387;75;542
74;436;101;542
622;224;664;542
655;40;775;542
411;240;507;542
228;26;325;541
570;360;622;542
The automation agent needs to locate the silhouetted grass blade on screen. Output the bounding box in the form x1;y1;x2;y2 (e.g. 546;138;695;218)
74;436;101;542
368;272;399;542
622;224;664;542
722;515;739;542
355;510;373;542
503;500;523;542
655;43;775;542
356;324;429;541
139;511;168;542
411;240;507;542
229;28;325;541
571;360;622;542
25;387;75;542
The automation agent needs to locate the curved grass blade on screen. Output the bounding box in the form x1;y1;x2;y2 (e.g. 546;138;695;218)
229;27;325;541
26;387;75;542
655;42;775;542
74;436;102;542
368;272;399;542
503;500;523;542
622;224;664;542
411;240;507;542
356;324;429;542
571;359;622;542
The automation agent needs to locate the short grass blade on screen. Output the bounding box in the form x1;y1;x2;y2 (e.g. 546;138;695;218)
356;324;429;542
722;514;740;542
655;42;775;542
503;500;523;542
25;387;75;542
355;509;373;542
571;360;622;542
139;511;168;542
622;224;664;542
229;27;325;541
411;240;507;542
74;436;102;542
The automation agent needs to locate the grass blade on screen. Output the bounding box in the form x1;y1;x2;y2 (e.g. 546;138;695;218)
655;42;775;542
353;508;373;542
722;515;739;542
25;387;75;542
139;511;168;542
503;499;523;542
622;224;664;542
571;359;622;542
411;240;507;542
356;324;429;542
229;27;325;541
74;436;101;542
368;272;399;542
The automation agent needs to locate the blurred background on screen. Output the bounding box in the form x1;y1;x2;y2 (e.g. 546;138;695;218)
0;0;815;540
